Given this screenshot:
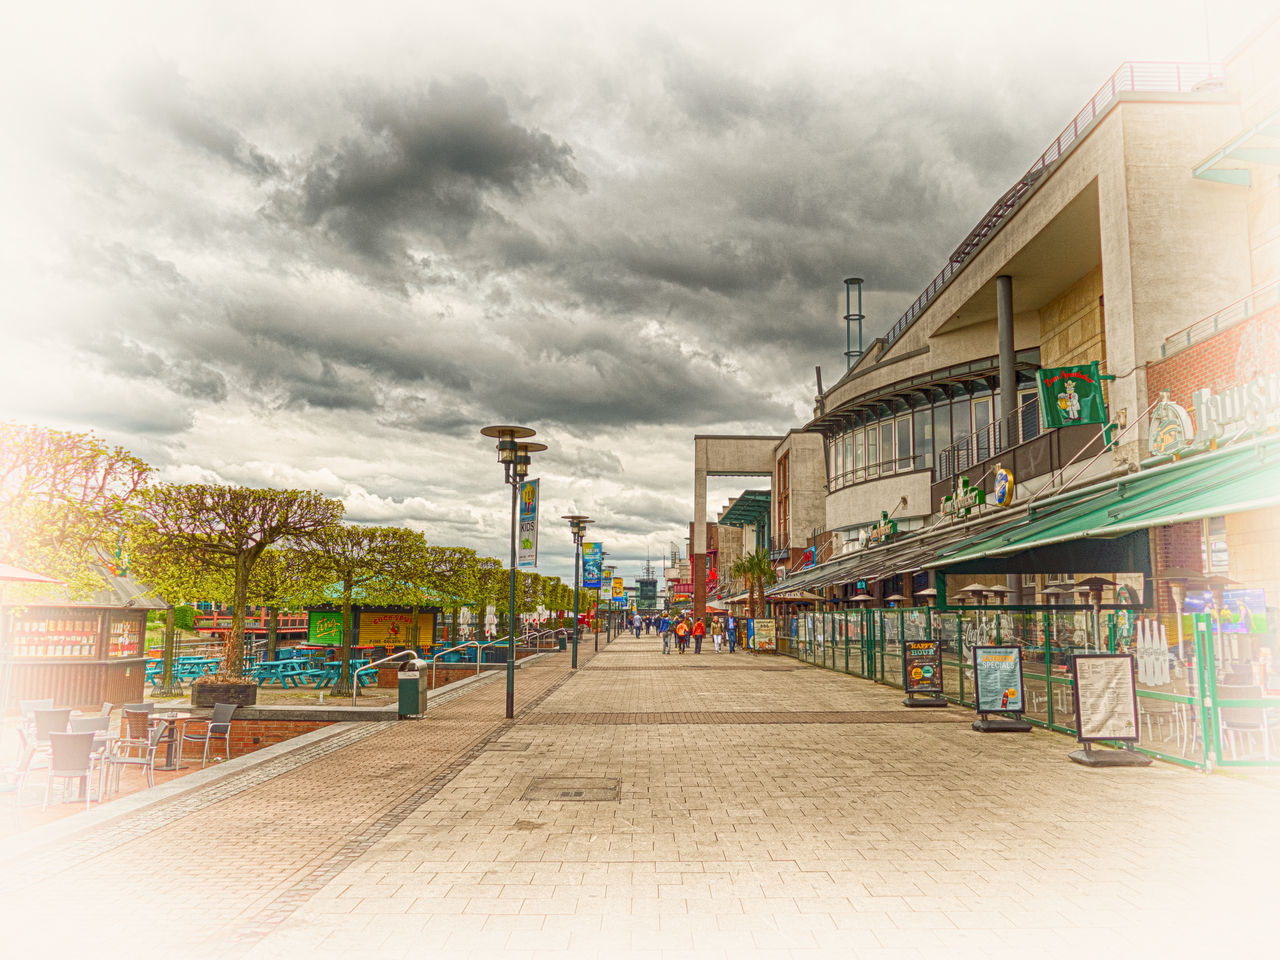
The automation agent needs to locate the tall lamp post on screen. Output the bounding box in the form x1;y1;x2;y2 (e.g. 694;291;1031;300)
562;515;593;670
599;550;610;649
480;425;546;720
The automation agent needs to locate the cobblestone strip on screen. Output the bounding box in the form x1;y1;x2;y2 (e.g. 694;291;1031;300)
226;665;581;952
0;721;394;892
524;709;973;724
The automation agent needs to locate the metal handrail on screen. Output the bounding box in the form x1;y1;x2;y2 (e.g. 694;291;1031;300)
351;650;419;706
426;641;481;693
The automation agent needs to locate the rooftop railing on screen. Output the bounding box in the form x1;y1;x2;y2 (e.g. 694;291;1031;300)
1160;279;1280;358
882;61;1225;351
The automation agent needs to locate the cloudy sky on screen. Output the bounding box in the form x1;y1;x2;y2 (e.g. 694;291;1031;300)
1;0;1273;583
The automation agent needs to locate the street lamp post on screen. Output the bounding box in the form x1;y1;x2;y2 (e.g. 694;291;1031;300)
561;515;592;670
599;550;610;650
480;425;546;719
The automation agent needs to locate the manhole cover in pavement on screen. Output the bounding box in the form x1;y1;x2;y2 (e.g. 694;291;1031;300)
522;777;620;801
483;741;530;751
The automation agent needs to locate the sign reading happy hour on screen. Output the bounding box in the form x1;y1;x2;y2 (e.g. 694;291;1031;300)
972;645;1026;714
902;639;943;695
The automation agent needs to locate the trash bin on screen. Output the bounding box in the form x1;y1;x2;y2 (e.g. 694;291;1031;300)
397;658;429;717
557;630;567;651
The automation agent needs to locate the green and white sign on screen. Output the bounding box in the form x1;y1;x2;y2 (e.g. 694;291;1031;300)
972;645;1025;713
1037;362;1107;428
308;610;344;646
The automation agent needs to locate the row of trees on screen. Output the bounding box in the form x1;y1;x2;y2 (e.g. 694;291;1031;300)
2;423;582;697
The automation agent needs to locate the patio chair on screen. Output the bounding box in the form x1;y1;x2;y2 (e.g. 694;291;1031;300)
43;732;98;812
180;703;237;768
99;701;115;719
32;708;72;748
103;723;165;793
1218;685;1274;760
18;698;54;737
70;715;112;758
15;727;49;804
116;709;155;760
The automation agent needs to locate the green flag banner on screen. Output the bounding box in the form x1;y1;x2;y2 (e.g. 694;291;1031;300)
1037;362;1107;428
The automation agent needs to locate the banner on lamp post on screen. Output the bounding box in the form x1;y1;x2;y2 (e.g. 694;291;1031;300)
517;479;539;568
613;577;624;602
583;542;602;588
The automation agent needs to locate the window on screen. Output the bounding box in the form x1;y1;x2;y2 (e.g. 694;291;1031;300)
854;429;865;482
913;408;932;470
896;414;912;471
880;420;895;475
973;396;992;462
843;433;852;482
866;425;879;479
952;400;971;470
776;452;790;547
934;404;952;474
1203;516;1228;573
1021;573;1037;588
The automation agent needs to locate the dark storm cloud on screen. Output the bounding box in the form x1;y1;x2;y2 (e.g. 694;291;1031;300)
273;77;583;262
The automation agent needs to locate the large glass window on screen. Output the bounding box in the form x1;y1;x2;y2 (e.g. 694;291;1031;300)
880;421;895;475
934;404;952;473
854;429;864;482
866;425;879;479
952;400;971;471
913;408;932;470
973;396;992;462
843;432;852;482
896;415;912;471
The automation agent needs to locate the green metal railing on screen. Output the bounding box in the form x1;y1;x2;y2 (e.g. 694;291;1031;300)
776;606;1277;772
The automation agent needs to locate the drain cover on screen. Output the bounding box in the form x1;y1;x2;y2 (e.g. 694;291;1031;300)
483;741;530;751
522;777;620;801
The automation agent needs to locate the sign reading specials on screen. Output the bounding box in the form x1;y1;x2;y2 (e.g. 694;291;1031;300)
942;476;986;519
1147;371;1280;456
866;510;898;545
993;464;1015;507
1037;362;1108;428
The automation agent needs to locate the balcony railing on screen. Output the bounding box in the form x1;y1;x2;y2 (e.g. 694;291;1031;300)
1160;279;1280;358
936;395;1042;481
882;61;1224;351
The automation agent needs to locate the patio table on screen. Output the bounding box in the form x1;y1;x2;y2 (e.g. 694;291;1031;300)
152;711;193;772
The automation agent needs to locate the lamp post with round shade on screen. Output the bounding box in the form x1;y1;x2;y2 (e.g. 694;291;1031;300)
561;515;593;670
480;425;546;719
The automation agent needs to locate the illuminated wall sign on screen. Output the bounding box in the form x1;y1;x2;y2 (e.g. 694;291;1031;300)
1147;392;1194;456
1191;371;1280;444
942;476;986;519
866;510;898;545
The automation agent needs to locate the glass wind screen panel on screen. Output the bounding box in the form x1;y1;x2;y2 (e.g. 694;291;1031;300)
913;408;932;470
880;421;894;474
934;404;951;458
973;397;992;462
1020;391;1040;442
952;400;971;441
896;415;912;470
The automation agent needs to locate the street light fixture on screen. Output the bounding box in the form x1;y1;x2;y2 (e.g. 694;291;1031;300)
480;425;545;719
561;515;593;670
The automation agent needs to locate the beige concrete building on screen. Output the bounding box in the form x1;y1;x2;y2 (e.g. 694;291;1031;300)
691;17;1280;616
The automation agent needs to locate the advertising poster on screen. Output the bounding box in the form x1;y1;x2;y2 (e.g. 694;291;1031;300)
600;568;613;599
583;543;602;589
1072;654;1140;742
517;479;539;568
972;645;1026;713
613;578;625;603
903;639;943;694
308;611;344;646
754;619;776;651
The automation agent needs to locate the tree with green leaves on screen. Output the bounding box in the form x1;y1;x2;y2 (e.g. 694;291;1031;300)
304;524;424;696
731;548;777;619
0;422;151;598
246;547;329;660
136;484;344;682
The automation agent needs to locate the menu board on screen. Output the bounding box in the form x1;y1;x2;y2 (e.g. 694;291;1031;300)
903;639;943;695
1071;654;1139;742
972;645;1025;714
7;609;102;659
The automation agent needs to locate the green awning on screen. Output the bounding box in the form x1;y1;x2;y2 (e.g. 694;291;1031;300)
931;436;1280;568
719;489;771;527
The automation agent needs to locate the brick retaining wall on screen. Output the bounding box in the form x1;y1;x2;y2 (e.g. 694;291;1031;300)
174;718;334;761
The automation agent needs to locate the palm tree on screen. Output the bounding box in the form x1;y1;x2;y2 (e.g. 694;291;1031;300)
731;548;777;619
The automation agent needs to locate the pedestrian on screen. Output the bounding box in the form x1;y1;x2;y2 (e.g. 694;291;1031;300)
727;617;737;654
692;617;705;654
712;618;723;653
674;617;689;654
659;614;671;654
634;614;641;638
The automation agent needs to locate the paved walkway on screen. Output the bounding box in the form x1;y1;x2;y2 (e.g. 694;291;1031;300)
0;634;1275;959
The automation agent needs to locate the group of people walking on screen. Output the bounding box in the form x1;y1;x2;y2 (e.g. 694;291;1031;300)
654;614;737;655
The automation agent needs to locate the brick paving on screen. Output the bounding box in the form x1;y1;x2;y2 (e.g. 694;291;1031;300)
1;633;1276;959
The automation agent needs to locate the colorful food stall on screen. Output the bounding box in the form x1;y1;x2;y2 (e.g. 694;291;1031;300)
3;603;148;710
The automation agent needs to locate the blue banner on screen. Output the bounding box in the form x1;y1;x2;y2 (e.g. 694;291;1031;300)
583;542;602;589
517;479;539;568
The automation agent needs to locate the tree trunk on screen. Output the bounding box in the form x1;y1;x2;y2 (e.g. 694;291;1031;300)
333;588;354;698
409;603;420;650
158;604;181;695
266;606;279;661
225;553;250;680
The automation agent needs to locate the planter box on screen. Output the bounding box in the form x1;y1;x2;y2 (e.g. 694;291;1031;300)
191;681;257;707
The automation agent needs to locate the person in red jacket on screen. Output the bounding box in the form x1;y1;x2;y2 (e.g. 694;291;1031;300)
692;617;706;654
674;617;689;654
